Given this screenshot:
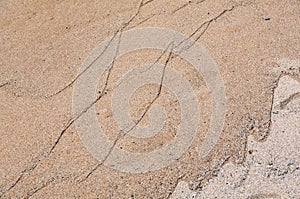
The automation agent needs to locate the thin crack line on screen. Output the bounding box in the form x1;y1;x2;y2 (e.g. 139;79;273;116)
122;0;144;28
195;0;207;5
25;178;55;199
78;129;126;182
49;0;137;165
142;0;155;6
118;6;236;89
131;4;238;70
47;0;145;98
80;43;175;182
0;82;9;88
63;4;239;182
175;5;236;52
114;39;175;89
47;0;215;98
50;29;123;155
172;0;207;14
1;164;38;197
80;0;245;193
131;0;207;28
128;6;234;76
128;42;174;131
278;91;300;109
134;14;156;26
1;30;122;199
4;2;243;195
47;31;119;98
171;2;190;14
14;7;127;195
2;175;22;195
2;1;146;195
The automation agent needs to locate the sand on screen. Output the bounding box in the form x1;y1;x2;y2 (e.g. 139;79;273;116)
0;0;299;198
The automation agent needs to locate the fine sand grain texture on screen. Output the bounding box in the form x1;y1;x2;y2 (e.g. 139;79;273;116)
1;0;299;198
171;74;300;198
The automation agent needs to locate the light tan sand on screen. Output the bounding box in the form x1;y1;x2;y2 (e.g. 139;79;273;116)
1;0;299;198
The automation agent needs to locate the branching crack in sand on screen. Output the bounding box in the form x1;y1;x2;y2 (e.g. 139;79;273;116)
47;0;149;153
80;5;240;180
130;0;221;28
46;0;211;97
47;0;235;97
2;1;243;197
1;0;143;196
49;32;123;154
47;0;144;98
80;42;175;182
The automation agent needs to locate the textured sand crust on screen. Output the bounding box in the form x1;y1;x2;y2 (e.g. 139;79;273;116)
171;74;300;198
0;0;299;198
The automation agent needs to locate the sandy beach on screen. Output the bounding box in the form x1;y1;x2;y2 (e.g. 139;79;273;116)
1;0;299;198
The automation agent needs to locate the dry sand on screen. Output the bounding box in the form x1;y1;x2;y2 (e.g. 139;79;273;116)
0;0;299;198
